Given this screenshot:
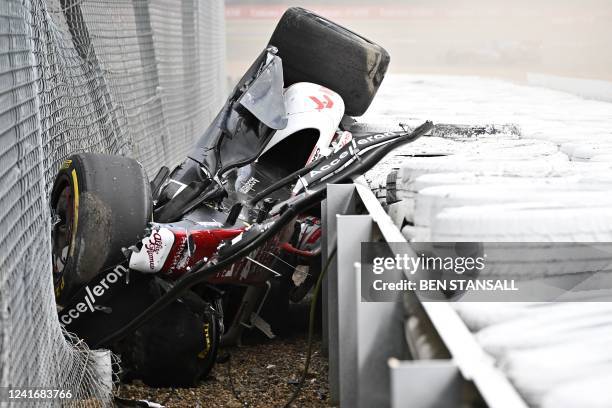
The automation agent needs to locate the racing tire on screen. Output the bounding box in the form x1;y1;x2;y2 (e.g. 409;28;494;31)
269;7;390;116
50;153;152;305
542;373;612;408
571;145;612;161
451;302;536;332
390;174;590;228
258;252;294;337
118;296;221;387
430;204;612;278
414;184;612;228
260;278;292;337
475;303;612;357
389;155;571;202
410;173;585;197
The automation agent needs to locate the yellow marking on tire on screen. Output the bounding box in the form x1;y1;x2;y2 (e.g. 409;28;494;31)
55;277;65;298
69;169;79;257
198;323;211;359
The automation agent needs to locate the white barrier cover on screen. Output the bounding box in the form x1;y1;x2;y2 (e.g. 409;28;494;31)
368;75;612;408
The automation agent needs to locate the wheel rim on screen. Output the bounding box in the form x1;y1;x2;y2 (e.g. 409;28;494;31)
51;177;75;295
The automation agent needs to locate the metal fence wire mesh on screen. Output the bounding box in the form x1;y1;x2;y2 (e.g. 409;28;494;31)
0;0;226;404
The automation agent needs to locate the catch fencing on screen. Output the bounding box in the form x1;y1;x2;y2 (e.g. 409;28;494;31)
0;0;225;404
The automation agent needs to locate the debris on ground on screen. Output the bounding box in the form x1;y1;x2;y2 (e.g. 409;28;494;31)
117;337;331;408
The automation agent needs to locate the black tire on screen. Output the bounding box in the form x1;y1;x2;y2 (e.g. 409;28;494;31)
259;264;293;337
269;7;390;116
118;295;221;387
50;153;151;305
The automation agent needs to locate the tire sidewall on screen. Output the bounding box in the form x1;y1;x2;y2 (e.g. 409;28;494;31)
50;157;88;304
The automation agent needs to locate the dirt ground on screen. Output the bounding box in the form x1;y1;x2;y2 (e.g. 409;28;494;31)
117;303;331;408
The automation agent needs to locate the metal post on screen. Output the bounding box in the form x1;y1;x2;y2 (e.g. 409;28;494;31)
321;199;328;357
356;264;409;408
326;183;409;408
389;359;462;408
323;184;358;404
337;215;372;408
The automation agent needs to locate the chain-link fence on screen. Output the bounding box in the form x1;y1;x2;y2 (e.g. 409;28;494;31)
0;0;225;404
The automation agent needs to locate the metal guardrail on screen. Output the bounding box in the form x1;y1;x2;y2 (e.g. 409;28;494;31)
321;178;529;408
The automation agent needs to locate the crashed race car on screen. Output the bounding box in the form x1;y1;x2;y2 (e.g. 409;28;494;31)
51;7;432;386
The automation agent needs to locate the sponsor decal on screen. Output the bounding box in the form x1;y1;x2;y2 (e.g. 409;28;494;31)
355;132;394;146
303;133;395;180
59;264;128;327
309;95;334;111
145;232;163;270
307;131;353;165
307;146;321;164
167;236;187;268
333;131;353;152
129;227;175;273
308;150;350;178
196;221;224;228
239;176;260;194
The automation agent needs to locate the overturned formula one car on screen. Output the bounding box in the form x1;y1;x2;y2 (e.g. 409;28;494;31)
51;7;433;386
